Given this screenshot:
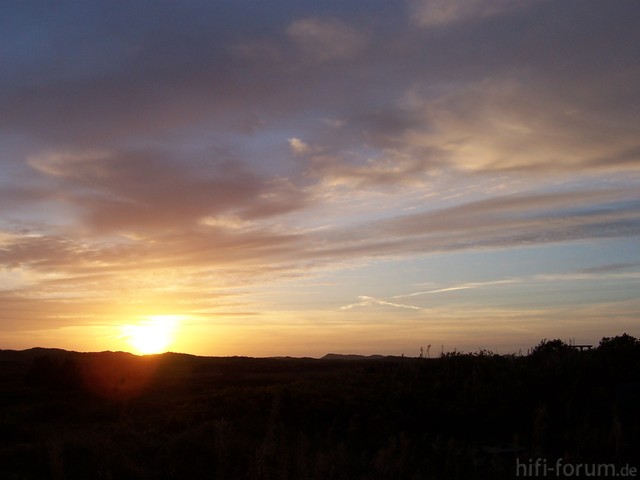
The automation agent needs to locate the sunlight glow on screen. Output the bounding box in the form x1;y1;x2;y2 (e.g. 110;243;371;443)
121;315;181;355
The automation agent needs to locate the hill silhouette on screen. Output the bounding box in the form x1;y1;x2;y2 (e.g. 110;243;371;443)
321;353;390;360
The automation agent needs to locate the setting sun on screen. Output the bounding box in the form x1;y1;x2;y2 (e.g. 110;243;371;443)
121;315;180;355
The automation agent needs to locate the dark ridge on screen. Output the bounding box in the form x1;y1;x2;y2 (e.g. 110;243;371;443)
322;353;393;360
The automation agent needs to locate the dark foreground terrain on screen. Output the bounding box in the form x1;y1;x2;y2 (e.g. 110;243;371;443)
1;335;639;479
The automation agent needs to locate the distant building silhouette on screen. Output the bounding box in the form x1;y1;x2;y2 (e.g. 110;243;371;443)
570;344;593;351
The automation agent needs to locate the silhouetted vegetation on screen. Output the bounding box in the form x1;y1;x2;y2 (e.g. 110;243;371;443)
0;335;639;479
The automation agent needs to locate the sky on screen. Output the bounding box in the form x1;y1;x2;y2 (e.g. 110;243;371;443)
1;0;639;357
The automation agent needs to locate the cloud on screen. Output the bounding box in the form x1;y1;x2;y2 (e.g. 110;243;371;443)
409;0;533;27
11;183;634;331
341;280;520;312
199;215;253;231
289;138;312;155
534;272;640;283
3;1;637;182
396;77;640;173
0;4;314;145
340;295;421;311
377;189;638;234
301;188;640;262
287;17;367;63
392;280;519;299
309;150;436;190
24;148;308;233
578;263;640;275
0;223;308;332
28;150;113;178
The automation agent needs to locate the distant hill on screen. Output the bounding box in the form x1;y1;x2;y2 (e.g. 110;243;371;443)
321;353;394;360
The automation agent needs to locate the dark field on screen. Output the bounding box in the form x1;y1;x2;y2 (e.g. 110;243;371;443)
1;336;639;479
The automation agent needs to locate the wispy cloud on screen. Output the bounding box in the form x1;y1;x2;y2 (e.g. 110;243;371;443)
392;280;519;299
340;280;518;312
578;263;640;275
309;150;434;189
409;0;533;27
534;272;640;283
340;295;421;311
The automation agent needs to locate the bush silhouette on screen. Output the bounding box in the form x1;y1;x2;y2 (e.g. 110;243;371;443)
529;339;573;360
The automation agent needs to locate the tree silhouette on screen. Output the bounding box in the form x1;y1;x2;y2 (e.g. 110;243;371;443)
529;338;573;360
598;333;640;352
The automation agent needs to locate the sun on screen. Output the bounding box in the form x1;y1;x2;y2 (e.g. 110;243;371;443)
121;315;180;355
